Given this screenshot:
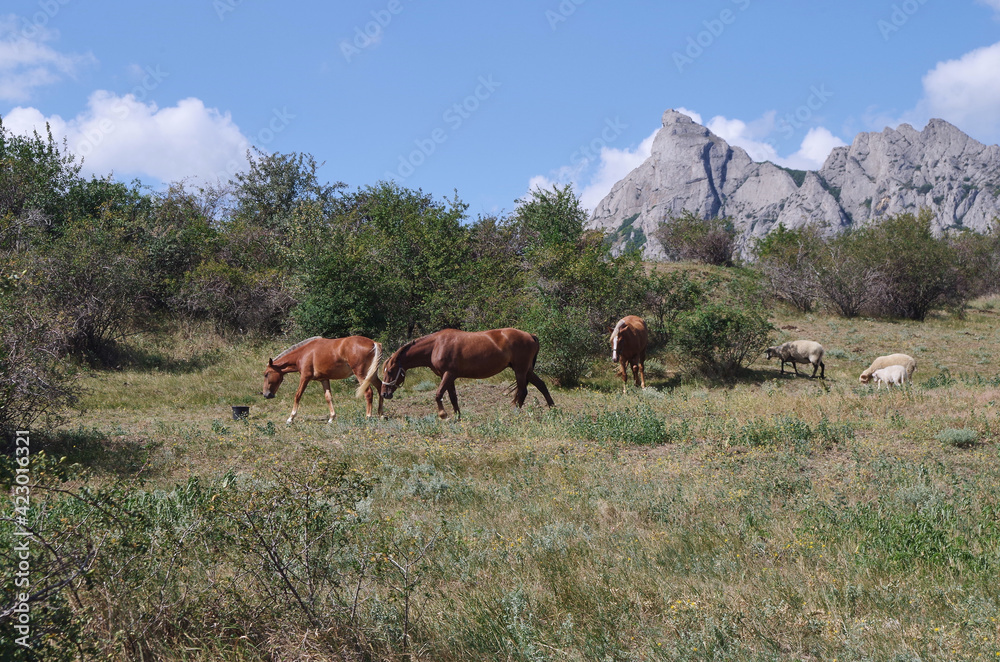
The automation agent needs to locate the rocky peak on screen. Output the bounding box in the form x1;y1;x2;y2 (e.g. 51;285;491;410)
590;111;1000;260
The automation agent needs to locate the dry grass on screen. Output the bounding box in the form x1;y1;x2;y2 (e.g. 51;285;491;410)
14;303;1000;660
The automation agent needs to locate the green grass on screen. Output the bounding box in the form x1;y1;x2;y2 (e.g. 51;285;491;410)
4;307;1000;660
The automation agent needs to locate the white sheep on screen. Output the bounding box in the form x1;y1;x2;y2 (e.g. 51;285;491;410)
871;364;909;389
859;353;916;384
764;340;825;378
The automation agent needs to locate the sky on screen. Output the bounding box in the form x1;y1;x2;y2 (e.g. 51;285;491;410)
3;0;1000;218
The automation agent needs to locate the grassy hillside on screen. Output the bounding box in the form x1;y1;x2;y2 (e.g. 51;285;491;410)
6;298;1000;661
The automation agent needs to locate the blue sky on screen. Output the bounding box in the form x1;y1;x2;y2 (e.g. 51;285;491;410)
3;0;1000;217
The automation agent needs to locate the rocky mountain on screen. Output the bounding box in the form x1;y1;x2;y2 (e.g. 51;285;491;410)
588;109;1000;259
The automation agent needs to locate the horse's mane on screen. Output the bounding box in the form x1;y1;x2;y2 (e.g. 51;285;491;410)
274;336;324;360
610;319;628;344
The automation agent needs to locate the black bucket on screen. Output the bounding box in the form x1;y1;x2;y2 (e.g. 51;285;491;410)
232;405;250;421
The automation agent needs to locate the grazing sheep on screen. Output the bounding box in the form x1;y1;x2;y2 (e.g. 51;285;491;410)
872;364;909;389
859;353;916;384
764;340;825;378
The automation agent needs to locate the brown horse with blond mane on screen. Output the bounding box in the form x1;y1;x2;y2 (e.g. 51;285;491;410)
610;315;648;392
380;328;555;420
262;336;383;424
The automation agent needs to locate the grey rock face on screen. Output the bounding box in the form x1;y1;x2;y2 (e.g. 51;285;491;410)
589;110;1000;259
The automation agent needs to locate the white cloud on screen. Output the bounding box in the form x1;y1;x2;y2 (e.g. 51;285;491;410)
916;41;1000;142
527;129;657;212
704;112;781;163
3;91;258;183
527;110;847;212
977;0;1000;14
778;127;847;170
0;15;96;101
578;131;657;210
673;106;703;125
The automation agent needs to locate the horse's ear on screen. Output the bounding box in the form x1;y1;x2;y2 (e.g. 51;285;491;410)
268;358;274;367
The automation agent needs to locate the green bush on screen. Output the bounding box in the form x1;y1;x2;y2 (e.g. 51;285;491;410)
653;210;737;266
935;427;978;448
524;303;600;388
672;300;773;380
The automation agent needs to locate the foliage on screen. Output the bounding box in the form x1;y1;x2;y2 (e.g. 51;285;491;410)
858;210;966;320
643;269;706;349
753;223;824;312
654;210;737;266
759;211;986;320
935;427;978;448
295;181;470;343
514;184;587;249
522;303;598;388
0;278;76;435
671;276;774;380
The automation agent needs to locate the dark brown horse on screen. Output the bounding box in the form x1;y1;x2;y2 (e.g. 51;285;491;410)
380;328;555;420
610;315;648;392
262;336;383;424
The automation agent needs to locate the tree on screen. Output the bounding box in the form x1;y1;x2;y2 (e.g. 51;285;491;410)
513;185;649;385
295;182;470;343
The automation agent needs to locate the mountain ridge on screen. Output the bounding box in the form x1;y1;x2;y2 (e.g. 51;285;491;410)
587;110;1000;259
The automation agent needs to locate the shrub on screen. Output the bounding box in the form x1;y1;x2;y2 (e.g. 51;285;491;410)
671;278;773;381
654;210;737;266
753;223;823;312
0;277;76;435
935;428;978;448
523;303;600;388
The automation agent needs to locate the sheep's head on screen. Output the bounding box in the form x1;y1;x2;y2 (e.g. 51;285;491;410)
764;347;779;360
859;372;872;384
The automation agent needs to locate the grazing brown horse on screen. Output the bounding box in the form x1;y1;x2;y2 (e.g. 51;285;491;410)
262;336;383;424
380;328;555;420
610;315;648;392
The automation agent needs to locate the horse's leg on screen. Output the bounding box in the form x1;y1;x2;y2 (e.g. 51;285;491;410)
619;357;628;393
322;380;336;423
434;373;457;420
373;377;385;418
526;371;555;407
287;374;310;425
637;352;646;389
363;383;374;417
446;382;461;421
513;370;530;407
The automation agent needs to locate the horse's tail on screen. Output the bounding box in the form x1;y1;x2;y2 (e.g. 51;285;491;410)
530;333;541;370
355;341;382;398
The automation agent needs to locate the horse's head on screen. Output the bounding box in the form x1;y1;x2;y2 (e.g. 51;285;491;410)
380;355;406;399
262;359;284;398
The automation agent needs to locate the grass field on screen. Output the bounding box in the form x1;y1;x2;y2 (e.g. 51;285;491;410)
6;297;1000;661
